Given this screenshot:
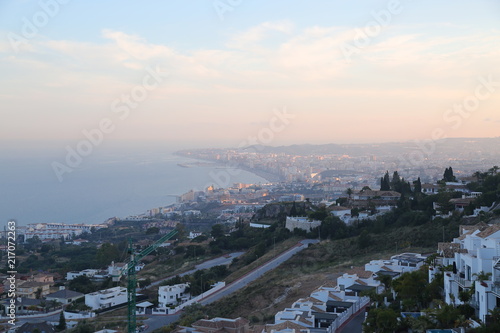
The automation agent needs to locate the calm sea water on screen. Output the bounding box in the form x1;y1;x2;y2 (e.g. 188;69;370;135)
0;146;267;226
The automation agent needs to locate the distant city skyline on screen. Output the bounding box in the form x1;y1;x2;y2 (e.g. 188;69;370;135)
1;0;499;150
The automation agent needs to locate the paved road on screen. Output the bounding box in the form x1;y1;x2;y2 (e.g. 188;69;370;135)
8;253;245;330
338;308;366;333
146;252;244;289
143;239;318;332
9;242;316;333
200;239;318;304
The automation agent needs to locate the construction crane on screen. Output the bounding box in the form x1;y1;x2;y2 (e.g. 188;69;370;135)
120;229;178;333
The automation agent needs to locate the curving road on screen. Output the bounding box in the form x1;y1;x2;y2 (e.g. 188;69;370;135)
143;239;318;332
199;239;318;304
11;241;318;333
145;252;245;289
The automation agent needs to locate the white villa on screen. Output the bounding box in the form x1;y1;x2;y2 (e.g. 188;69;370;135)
85;286;128;310
158;283;190;308
432;221;500;322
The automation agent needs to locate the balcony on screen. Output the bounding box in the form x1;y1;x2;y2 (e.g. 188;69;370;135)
454;274;472;288
491;282;500;297
494;257;500;271
470;296;479;310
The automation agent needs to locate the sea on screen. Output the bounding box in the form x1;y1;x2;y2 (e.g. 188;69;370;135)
0;145;267;226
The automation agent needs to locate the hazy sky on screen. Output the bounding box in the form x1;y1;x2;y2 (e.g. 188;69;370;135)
1;0;499;150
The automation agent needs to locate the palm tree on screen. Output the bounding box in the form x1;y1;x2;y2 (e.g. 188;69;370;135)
488;307;500;323
472;271;492;283
375;273;393;293
49;299;61;311
489;166;499;175
346;188;353;199
454;315;473;329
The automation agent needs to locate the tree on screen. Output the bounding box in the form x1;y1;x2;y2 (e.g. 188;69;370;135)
69;275;97;294
146;227;160;235
392;269;429;310
391;171;401;192
458;289;471;303
24;236;42;252
290;201;298;216
364;308;399;333
376;308;399;332
380;171;391;191
211;224;225;240
57;311;66;331
473;271;492;282
346;188;353;199
488;166;499;175
443;167;457;182
96;242;120;267
49;300;61;311
413;177;422;193
375;273;393;293
35;287;43;299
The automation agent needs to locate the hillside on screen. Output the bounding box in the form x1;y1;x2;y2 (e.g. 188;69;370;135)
173;213;484;328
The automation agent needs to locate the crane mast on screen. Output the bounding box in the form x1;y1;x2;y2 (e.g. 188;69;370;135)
126;229;178;333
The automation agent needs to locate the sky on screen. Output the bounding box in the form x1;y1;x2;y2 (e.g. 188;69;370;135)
1;0;499;151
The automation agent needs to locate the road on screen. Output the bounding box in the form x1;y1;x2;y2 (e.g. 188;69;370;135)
9;242;316;333
9;252;245;330
146;252;244;289
143;239;318;332
338;309;366;333
200;239;318;304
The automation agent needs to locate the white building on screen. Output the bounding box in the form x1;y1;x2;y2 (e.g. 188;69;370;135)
23;222;106;241
436;222;500;322
158;283;190;308
188;231;203;239
108;262;128;278
183;210;201;217
336;267;383;294
66;269;99;281
85;286;128;310
267;284;369;333
285;216;321;232
365;253;426;274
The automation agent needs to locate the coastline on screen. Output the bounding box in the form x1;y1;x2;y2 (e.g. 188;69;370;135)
4;152;276;226
173;151;282;183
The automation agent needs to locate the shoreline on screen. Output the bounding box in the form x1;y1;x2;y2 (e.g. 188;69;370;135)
173;152;282;183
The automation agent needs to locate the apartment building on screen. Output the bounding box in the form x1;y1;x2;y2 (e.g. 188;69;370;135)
85;286;128;310
434;221;500;322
